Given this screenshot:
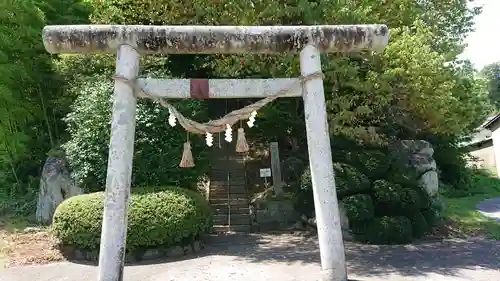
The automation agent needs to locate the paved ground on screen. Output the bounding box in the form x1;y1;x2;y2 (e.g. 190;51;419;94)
0;233;499;281
477;197;500;221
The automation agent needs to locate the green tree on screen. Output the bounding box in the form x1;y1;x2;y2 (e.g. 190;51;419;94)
0;0;92;213
60;0;489;190
35;0;91;25
480;62;500;109
0;0;52;187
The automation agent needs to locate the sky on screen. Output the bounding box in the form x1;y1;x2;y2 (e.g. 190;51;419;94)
459;0;500;71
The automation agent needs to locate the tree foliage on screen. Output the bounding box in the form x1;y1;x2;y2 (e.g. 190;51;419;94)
84;0;487;143
0;0;59;191
63;71;210;191
0;0;492;215
0;0;93;212
480;62;500;109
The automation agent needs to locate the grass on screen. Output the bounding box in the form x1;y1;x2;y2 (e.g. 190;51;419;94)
441;169;500;240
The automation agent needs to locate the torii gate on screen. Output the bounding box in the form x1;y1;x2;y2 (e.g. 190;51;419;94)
42;24;389;281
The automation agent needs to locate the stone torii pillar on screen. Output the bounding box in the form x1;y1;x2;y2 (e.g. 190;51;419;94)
42;24;389;281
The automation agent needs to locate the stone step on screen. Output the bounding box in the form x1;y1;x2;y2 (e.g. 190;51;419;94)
209;191;247;197
209;181;246;186
212;224;251;233
210;182;246;187
211;205;249;211
211;156;246;161
209;182;246;188
210;198;249;205
209;187;247;192
211;168;246;172
211;163;245;166
210;185;246;190
210;176;246;183
211;206;249;215
213;214;251;225
210;193;248;199
211;166;245;171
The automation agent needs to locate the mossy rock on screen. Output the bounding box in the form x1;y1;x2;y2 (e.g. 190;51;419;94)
52;186;213;252
341;194;375;222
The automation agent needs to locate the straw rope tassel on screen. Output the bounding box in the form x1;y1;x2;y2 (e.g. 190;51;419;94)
179;133;195;168
235;127;249;153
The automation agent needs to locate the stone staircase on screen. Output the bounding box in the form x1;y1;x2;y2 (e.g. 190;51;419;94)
209;136;251;233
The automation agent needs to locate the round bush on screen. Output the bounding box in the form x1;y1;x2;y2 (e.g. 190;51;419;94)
372;179;402;210
373;180;423;215
359;216;413;245
342;194;375;222
333;163;371;198
343;150;391;179
399;188;421;214
52;186;213;252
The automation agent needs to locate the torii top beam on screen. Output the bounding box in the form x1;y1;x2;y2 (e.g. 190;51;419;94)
42;25;389;55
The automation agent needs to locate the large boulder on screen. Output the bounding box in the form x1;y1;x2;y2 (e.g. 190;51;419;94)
36;155;83;224
395;140;439;196
250;188;298;230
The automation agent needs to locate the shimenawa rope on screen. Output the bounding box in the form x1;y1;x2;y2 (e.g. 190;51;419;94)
111;72;323;134
111;72;324;167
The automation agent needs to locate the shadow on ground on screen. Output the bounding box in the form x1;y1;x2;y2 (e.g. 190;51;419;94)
200;232;500;278
62;231;500;279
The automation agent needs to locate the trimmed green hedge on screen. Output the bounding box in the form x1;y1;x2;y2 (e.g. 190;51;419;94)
341;194;375;221
52;186;212;252
359;216;414;245
333;163;371;198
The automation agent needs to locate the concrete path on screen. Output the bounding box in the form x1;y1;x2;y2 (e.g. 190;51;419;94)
0;233;499;281
477;197;500;221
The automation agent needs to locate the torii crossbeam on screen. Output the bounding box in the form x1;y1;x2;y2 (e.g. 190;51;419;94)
42;24;389;281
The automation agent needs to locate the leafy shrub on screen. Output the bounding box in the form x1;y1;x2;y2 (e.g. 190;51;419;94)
52;186;212;252
293;155;438;245
281;156;306;185
342;194;375;222
373;179;424;216
293;168;315;217
343;150;391;179
372;179;402;210
399;188;421;214
63;74;209;192
294;164;371;216
427;134;475;191
333;163;371;198
408;212;430;238
422;208;440;226
357;216;413;245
